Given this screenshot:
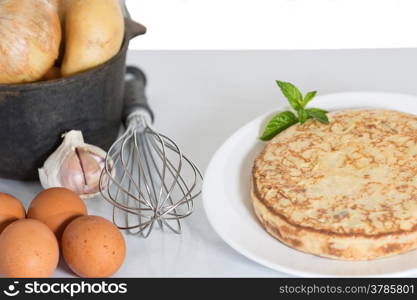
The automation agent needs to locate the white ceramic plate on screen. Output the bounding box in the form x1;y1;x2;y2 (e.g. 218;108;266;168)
203;92;417;277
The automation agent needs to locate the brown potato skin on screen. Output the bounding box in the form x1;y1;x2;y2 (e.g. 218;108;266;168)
61;0;124;77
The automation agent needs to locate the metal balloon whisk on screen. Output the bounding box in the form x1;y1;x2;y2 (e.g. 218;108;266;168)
100;66;203;237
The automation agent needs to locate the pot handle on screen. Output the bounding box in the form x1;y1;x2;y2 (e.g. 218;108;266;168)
123;66;154;125
125;18;147;40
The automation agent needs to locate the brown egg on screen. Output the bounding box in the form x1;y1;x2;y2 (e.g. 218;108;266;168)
28;187;87;240
62;215;126;278
0;219;59;277
0;193;25;234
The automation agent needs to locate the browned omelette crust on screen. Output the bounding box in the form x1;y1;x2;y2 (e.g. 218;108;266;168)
252;109;417;260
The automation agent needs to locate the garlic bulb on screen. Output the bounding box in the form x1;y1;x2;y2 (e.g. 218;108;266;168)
39;130;110;199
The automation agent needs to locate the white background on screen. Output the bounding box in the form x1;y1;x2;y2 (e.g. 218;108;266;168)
126;0;417;50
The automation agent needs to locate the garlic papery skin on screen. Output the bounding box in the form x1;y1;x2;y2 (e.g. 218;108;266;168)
39;130;110;199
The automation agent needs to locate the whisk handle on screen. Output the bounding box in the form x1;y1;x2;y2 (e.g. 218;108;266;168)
123;66;154;124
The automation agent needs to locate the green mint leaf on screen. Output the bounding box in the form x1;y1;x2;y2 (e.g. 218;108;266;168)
260;81;329;142
260;111;298;141
298;108;308;124
306;107;328;114
276;81;302;110
306;108;329;124
302;91;317;107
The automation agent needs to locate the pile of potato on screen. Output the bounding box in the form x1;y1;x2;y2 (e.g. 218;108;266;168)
0;0;125;84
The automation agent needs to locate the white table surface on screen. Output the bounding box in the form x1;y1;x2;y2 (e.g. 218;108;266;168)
4;49;417;277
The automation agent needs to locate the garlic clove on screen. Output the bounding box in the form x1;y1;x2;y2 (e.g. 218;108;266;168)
39;130;110;199
76;148;104;194
59;151;85;195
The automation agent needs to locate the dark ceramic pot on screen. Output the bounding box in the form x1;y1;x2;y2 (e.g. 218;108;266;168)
0;18;146;180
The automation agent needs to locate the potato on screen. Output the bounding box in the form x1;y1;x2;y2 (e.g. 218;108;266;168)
0;0;61;84
61;0;125;77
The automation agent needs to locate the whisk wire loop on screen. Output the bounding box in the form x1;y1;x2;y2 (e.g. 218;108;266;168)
100;115;202;237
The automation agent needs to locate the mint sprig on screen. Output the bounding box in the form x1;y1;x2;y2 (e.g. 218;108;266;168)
259;81;329;141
